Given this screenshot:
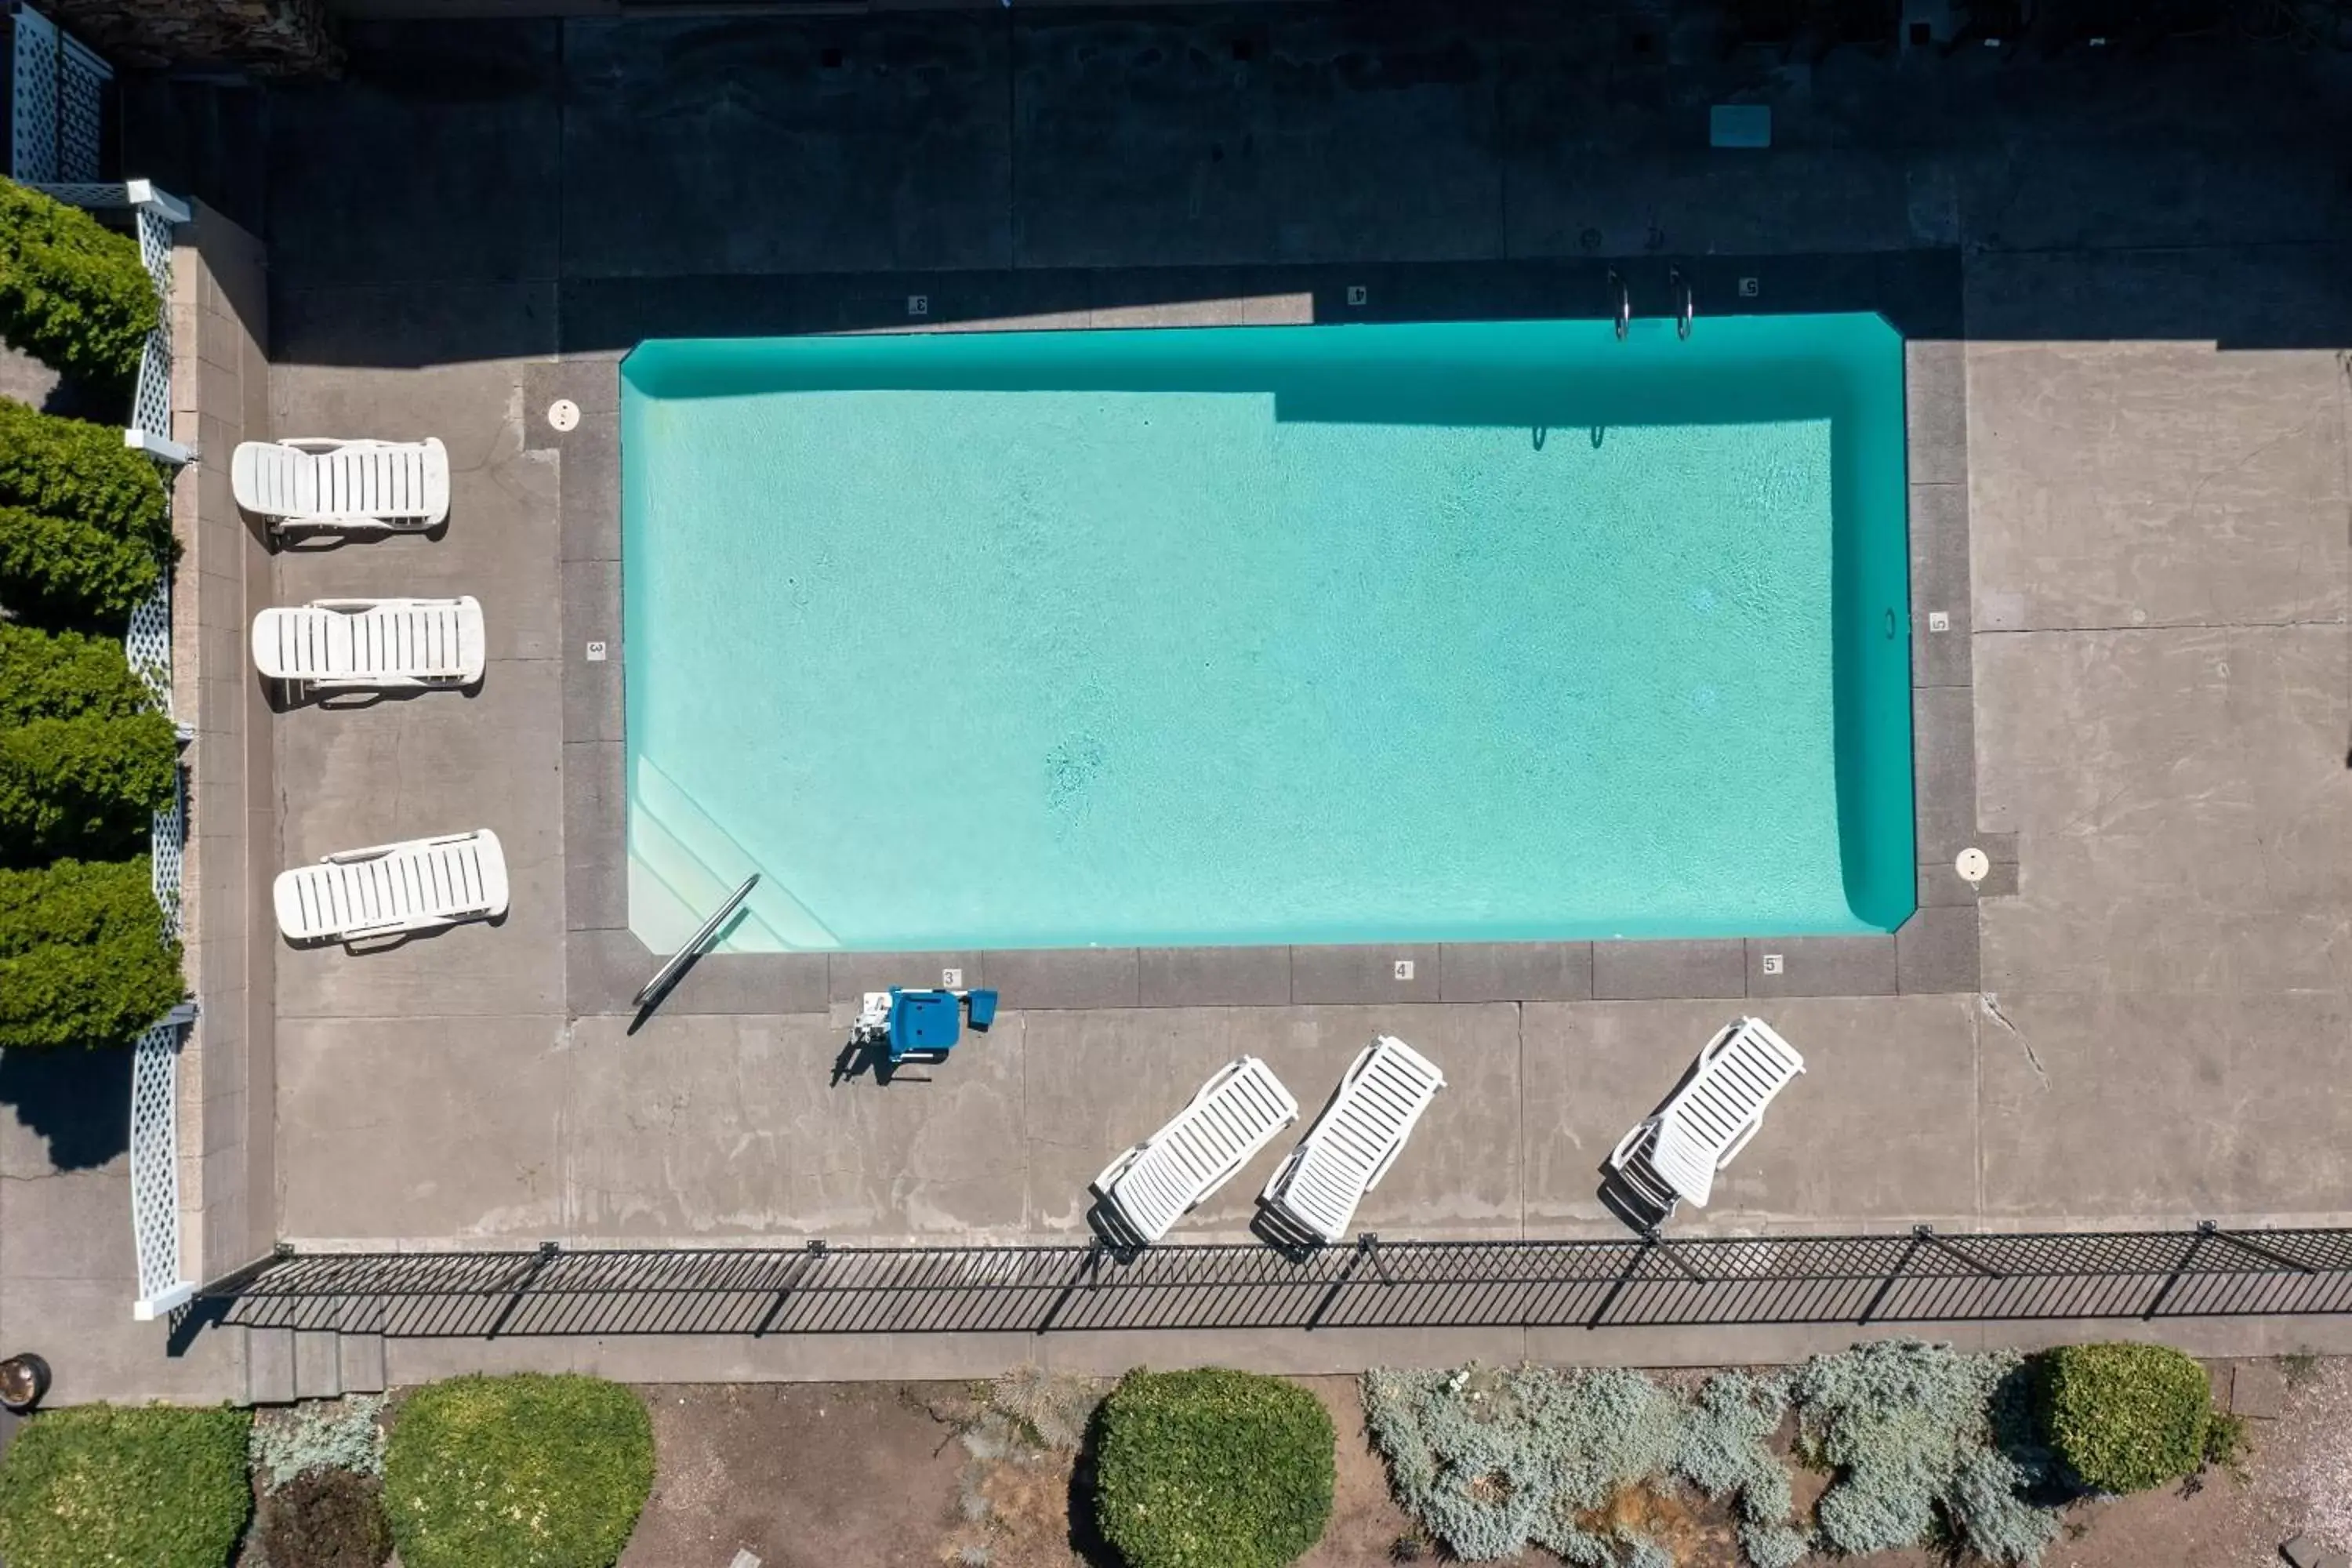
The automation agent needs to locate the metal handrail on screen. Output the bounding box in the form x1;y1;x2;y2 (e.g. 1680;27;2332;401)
1609;270;1630;339
1671;266;1693;340
632;873;760;1008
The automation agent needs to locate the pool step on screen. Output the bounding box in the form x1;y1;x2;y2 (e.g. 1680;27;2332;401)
630;755;838;951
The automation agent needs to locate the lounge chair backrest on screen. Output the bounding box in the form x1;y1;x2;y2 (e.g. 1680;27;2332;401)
1098;1057;1299;1243
1646;1017;1805;1207
1264;1034;1445;1243
274;829;509;943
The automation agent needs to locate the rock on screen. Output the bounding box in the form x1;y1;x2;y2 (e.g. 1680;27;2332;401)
2281;1534;2350;1568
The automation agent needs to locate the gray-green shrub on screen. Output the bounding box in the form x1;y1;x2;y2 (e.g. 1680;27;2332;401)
0;622;154;724
0;503;162;624
1677;1373;1806;1568
0;180;158;395
1363;1365;1690;1565
1794;1338;2060;1565
0;398;171;553
251;1396;388;1491
0;708;179;863
0;855;183;1050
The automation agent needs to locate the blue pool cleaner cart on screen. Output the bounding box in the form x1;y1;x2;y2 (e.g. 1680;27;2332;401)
853;985;999;1066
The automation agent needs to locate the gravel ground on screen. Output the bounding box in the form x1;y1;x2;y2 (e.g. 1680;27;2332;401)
2256;1356;2352;1560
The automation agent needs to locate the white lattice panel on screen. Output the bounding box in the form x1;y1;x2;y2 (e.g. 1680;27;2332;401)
151;767;183;938
130;1018;191;1318
125;560;171;711
55;29;106;181
9;3;58;181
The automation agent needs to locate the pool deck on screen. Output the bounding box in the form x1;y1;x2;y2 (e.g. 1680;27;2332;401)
26;9;2350;1390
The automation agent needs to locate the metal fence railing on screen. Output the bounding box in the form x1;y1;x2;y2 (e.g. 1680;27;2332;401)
197;1225;2352;1339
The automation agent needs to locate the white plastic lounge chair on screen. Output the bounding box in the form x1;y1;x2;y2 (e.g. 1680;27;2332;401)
231;437;450;535
251;596;485;691
1094;1057;1299;1244
1261;1034;1446;1244
1609;1016;1805;1214
273;829;507;945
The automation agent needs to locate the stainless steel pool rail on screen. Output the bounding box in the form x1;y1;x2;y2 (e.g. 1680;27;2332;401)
1671;267;1693;339
1609;270;1630;339
632;873;761;1009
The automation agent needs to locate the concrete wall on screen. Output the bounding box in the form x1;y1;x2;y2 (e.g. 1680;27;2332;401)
45;0;336;72
171;201;277;1287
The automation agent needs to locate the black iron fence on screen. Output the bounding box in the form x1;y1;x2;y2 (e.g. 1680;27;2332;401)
192;1223;2352;1338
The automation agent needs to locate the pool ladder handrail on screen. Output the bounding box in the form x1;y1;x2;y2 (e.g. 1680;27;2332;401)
1671;267;1693;340
1609;270;1630;340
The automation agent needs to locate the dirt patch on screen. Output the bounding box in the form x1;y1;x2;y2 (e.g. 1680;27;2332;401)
1296;1375;1419;1567
619;1382;966;1568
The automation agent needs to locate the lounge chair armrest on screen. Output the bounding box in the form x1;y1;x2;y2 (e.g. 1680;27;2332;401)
321;843;399;865
1093;1142;1145;1198
339;920;416;942
304;597;385;612
1698;1020;1742;1070
1715;1116;1765;1170
1182;1058;1252;1111
1608;1119;1657;1171
1260;1144;1305;1205
274;437;364;452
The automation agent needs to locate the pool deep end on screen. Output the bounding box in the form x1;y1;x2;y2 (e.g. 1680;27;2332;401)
621;315;1915;953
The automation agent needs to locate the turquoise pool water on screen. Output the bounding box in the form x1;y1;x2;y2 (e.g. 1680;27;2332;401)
620;314;1914;953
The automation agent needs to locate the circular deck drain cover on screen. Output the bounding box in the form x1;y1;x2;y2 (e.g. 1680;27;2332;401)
547;398;580;433
1955;847;1990;884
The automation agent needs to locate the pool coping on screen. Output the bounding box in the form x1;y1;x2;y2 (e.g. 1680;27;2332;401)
540;251;2005;1018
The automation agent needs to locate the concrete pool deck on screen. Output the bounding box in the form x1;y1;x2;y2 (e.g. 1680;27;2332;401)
23;8;2343;1390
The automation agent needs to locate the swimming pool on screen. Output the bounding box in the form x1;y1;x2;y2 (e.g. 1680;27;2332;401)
620;314;1914;953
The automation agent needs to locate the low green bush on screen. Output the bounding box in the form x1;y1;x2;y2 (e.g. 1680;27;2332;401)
0;180;158;395
0;708;180;862
0;398;170;553
1094;1368;1334;1568
0;1403;251;1568
2038;1343;2212;1494
0;622;154;724
0;855;183;1050
383;1374;654;1568
0;503;162;624
256;1468;394;1568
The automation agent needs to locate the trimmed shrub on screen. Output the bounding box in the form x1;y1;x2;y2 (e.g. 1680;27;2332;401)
0;1403;251;1568
0;503;162;625
256;1468;393;1568
0;179;158;394
1094;1368;1334;1568
0;622;155;724
383;1374;654;1568
0;708;180;862
0;398;171;553
2038;1343;2212;1494
0;856;183;1050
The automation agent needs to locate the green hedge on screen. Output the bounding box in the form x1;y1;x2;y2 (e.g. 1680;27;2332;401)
0;503;162;625
0;1403;251;1568
0;399;170;554
383;1375;655;1568
0;622;154;724
1094;1369;1334;1568
0;709;179;863
2038;1343;2213;1494
0;180;158;395
0;855;183;1050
